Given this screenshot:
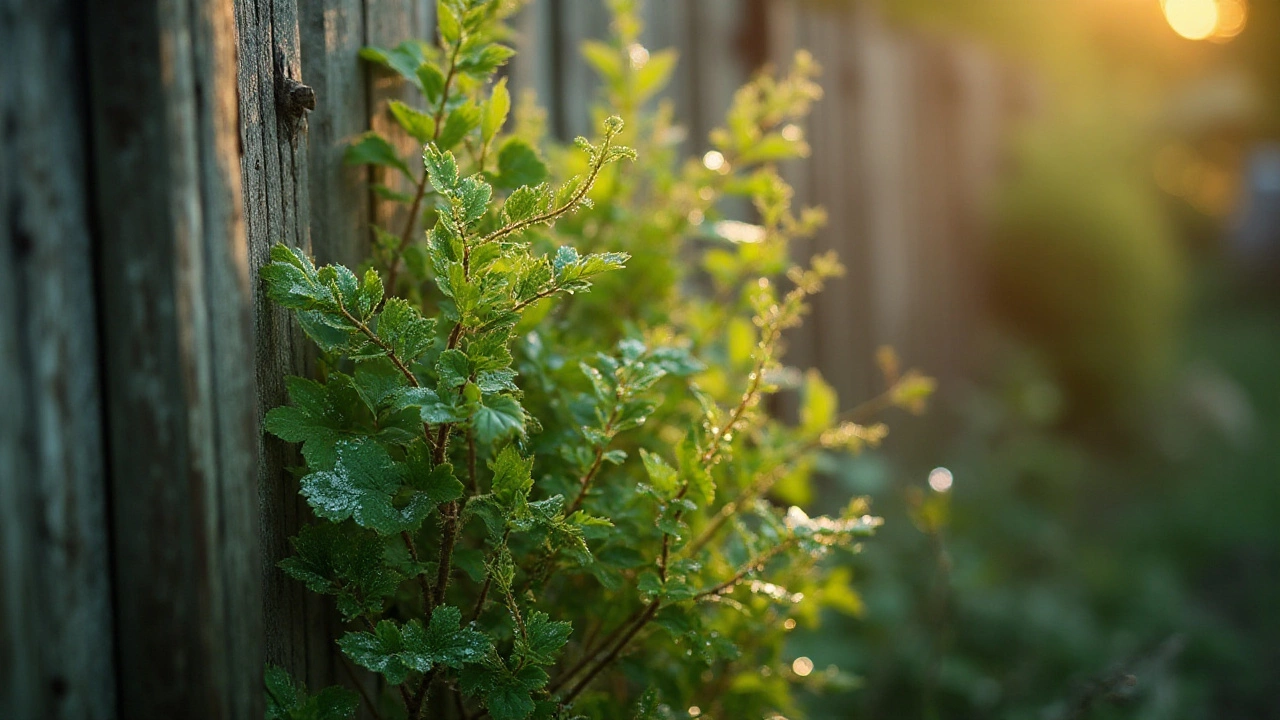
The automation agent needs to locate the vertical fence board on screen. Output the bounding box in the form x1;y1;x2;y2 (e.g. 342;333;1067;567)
302;0;373;268
365;0;434;241
86;0;260;715
0;0;116;717
234;0;323;691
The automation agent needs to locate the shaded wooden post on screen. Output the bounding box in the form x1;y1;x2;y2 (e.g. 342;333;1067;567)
0;0;116;716
301;0;374;269
233;0;339;694
85;0;261;716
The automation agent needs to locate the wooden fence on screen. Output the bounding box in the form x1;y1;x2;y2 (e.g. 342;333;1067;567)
1;0;1020;716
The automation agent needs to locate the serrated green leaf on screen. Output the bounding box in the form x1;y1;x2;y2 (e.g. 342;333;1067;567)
438;101;481;151
345;132;411;179
262;244;335;312
266;665;359;720
397;386;469;424
552;246;579;276
490;444;533;509
375;298;435;364
455;175;493;225
459;44;515;76
436;348;471;390
515;611;572;666
300;439;435;534
459;662;548;720
482;77;510;144
492;138;548;190
423;144;461;193
418;63;447;105
473;394;526;445
359;40;431;89
352;359;408;415
639;448;679;496
437;1;462;44
501;184;548;223
339;607;489;684
388;100;436;143
265;375;362;470
677;435;715;507
477;368;518;393
279;523;402;620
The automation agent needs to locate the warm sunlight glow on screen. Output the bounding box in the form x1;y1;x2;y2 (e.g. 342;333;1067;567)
792;657;815;677
1212;0;1248;40
1162;0;1220;40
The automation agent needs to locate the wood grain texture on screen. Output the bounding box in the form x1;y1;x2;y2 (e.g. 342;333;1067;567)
234;0;339;693
85;0;261;715
0;0;116;716
301;0;372;268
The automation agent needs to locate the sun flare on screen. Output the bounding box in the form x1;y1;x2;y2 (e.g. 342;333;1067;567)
1163;0;1219;40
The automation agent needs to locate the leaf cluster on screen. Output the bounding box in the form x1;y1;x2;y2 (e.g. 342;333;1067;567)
264;2;931;718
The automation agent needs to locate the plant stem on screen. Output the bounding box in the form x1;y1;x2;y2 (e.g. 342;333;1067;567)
338;654;387;720
548;605;646;693
476;130;620;248
566;403;622;515
384;32;463;293
561;600;660;703
401;530;434;610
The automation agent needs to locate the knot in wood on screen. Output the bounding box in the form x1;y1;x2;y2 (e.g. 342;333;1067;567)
280;77;316;116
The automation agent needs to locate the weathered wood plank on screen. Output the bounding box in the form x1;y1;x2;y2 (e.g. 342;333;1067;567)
0;0;116;717
301;0;373;268
85;0;261;715
365;0;434;242
234;0;332;693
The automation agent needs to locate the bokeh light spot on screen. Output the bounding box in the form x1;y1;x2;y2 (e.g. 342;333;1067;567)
792;657;815;677
1163;0;1219;40
1213;0;1248;40
928;467;953;493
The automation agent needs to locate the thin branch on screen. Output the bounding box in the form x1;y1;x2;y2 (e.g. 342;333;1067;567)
432;502;460;606
565;403;622;515
338;653;388;720
335;304;420;389
691;539;795;602
547;605;646;694
384;33;464;292
561;600;660;703
475;131;620;248
469;529;510;622
400;530;433;610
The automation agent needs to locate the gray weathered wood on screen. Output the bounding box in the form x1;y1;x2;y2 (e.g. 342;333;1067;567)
302;0;373;268
85;0;261;715
234;0;336;693
0;1;116;717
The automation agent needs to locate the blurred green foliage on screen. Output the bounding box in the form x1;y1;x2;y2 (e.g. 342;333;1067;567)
788;3;1280;718
985;123;1186;418
794;279;1280;719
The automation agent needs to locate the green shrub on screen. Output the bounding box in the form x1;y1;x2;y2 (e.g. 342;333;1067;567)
262;1;930;719
985;123;1185;418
